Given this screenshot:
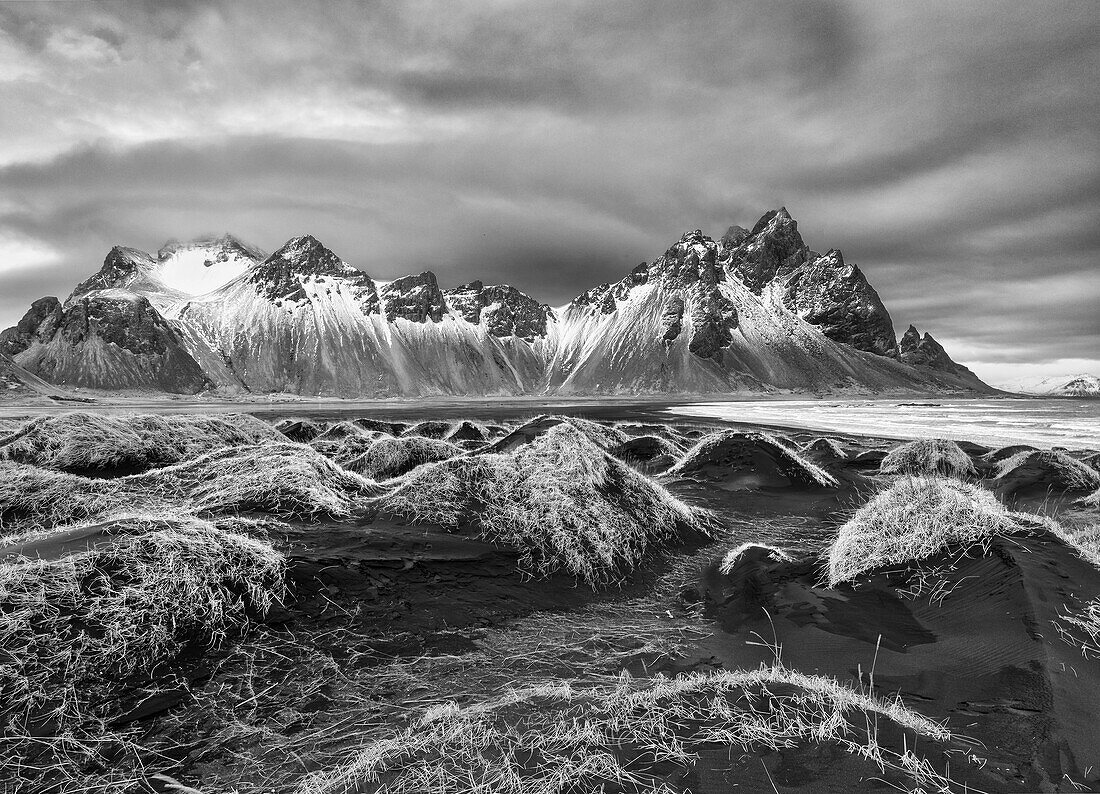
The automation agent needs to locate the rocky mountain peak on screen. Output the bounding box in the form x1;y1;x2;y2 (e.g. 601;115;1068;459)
249;235;374;304
68;246;157;302
380;272;446;323
157;233;266;263
649;230;722;289
723;208;809;293
444;281;553;340
720;225;751;248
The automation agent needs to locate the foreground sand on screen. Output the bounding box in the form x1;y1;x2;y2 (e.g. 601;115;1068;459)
0;405;1097;793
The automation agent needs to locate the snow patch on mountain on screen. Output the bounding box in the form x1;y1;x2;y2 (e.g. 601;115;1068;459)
1003;373;1100;397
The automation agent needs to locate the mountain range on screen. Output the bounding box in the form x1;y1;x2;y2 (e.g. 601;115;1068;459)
0;209;991;398
1000;373;1100;397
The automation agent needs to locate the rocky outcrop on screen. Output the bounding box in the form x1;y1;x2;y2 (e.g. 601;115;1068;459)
570;263;649;316
444;281;553;340
0;296;64;356
652;230;739;360
659;295;684;344
380;272;446;323
897;325;963;373
780;249;897;356
4;291;211;393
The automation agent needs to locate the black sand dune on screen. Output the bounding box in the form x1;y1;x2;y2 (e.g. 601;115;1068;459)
799;436;851;465
444;419;489;442
477;413;629;454
993;449;1100;499
667;430;839;490
702;530;1100;792
3;405;1098;794
610;434;684;473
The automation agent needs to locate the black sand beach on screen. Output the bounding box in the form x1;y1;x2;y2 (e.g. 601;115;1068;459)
0;404;1097;793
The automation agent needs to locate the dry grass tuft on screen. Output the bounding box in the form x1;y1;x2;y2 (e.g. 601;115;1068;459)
879;438;976;478
344;435;461;480
1056;597;1100;660
719;542;794;574
0;412;280;473
296;663;958;794
0;443;381;532
374;424;709;587
826;476;1037;586
0;513;285;786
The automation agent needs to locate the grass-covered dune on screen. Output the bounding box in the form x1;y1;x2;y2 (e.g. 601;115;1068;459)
0;513;285;786
374;423;709;587
297;663;963;794
479;414;629;454
0;412;282;474
0;442;381;531
799;436;850;464
343;434;461;481
826;476;1039;586
666;430;838;488
878;438;977;478
992;449;1100;497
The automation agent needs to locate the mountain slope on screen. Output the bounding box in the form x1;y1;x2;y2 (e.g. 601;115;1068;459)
0;210;992;397
0;292;211;393
548;228;982;394
170;236;552;397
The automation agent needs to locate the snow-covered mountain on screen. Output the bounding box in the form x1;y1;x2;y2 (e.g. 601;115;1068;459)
0;210;991;396
1003;374;1100;397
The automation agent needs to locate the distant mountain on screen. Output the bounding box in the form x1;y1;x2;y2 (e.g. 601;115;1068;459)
0;210;991;396
1003;373;1100;397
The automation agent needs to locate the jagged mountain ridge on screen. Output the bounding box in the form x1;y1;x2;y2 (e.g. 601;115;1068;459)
0;209;990;396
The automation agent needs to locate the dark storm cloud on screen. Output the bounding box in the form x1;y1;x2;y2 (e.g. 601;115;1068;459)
0;0;1097;386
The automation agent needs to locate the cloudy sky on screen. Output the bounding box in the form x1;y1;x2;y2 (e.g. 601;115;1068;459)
0;1;1097;386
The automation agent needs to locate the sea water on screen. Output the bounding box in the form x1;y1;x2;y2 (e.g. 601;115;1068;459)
666;398;1100;450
